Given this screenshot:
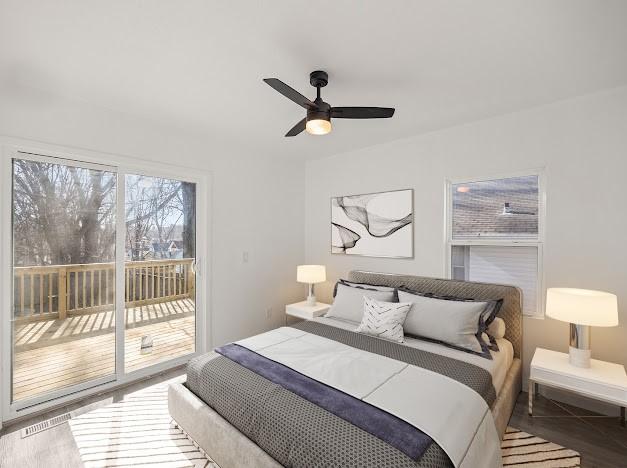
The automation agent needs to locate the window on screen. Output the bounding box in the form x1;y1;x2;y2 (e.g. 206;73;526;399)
446;173;544;317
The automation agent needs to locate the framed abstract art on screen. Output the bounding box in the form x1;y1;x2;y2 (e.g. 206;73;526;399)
331;188;413;258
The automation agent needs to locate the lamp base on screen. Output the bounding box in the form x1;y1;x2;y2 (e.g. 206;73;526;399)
569;323;591;368
305;283;317;306
568;346;591;368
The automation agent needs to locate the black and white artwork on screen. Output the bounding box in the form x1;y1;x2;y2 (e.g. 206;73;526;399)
331;189;413;258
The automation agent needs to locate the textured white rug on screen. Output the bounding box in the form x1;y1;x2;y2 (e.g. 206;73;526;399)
502;427;581;467
68;378;580;467
69;377;216;468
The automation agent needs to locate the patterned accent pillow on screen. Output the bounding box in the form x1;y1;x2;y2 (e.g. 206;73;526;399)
356;297;411;343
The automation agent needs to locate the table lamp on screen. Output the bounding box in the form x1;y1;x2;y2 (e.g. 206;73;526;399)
546;288;618;368
297;265;326;306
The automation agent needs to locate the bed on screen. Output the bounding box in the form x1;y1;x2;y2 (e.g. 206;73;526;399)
169;271;523;467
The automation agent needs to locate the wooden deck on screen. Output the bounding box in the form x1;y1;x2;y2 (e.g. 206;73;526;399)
13;298;195;402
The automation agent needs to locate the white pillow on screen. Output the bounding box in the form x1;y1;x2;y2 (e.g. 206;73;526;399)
356;297;411;343
488;317;506;339
326;283;396;323
398;290;487;354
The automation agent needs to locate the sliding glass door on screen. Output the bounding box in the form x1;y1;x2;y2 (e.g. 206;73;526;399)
5;151;201;412
124;174;196;372
11;156;117;404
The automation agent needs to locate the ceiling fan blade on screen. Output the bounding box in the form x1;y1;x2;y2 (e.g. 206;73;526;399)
263;78;317;110
330;107;395;119
285;118;306;137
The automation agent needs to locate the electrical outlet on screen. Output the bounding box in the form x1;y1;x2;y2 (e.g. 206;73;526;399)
242;251;249;263
266;307;272;319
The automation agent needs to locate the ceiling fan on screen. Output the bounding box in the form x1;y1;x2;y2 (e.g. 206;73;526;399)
263;70;395;137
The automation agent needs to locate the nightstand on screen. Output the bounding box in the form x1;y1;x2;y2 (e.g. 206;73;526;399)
529;348;627;426
285;301;330;324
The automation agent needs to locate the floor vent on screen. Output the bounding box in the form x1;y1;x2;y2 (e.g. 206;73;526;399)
21;412;72;438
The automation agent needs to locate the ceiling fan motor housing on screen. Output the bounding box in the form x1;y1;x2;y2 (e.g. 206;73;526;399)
307;98;331;122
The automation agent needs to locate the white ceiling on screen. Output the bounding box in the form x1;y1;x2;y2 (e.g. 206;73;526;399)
1;1;626;160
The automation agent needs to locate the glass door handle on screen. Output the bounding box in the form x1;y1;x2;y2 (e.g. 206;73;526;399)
191;258;199;276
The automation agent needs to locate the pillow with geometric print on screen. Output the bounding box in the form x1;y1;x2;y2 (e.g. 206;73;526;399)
356;297;412;343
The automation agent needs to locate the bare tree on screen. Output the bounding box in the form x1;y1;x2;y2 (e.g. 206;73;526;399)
182;182;196;258
124;175;186;261
13;160;116;266
13;160;195;267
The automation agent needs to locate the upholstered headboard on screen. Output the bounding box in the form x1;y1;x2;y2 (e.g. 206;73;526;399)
348;271;523;359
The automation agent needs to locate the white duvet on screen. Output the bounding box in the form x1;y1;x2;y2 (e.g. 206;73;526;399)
237;324;503;468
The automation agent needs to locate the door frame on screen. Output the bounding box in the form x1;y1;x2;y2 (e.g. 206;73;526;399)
0;137;211;423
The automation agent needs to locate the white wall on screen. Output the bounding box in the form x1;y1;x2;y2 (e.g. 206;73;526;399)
0;88;306;348
305;86;627;413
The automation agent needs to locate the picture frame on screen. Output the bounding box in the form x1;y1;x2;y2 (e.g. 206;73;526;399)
331;188;414;258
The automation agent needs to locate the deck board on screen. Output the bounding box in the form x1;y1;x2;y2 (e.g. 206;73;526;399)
13;298;195;402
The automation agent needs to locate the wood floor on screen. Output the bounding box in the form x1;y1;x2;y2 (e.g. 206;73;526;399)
0;367;186;468
509;391;627;468
13;298;195;402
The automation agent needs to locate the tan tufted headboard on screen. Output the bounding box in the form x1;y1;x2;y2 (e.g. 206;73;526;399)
348;271;523;359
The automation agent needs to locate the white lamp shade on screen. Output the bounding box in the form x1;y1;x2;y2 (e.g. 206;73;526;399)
297;265;326;284
546;288;618;327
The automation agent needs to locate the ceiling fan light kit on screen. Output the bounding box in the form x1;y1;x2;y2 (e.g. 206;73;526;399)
306;119;332;135
263;70;395;137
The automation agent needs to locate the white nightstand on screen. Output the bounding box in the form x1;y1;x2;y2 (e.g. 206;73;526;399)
285;301;330;323
529;348;627;426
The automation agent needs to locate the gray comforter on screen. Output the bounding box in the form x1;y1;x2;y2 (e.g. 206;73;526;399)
186;321;497;468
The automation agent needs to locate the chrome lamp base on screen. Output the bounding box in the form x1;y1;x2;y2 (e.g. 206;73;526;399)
305;283;317;306
569;323;591;368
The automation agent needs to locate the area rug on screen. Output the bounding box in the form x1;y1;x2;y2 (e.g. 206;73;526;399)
502;427;581;467
69;378;580;467
69;377;216;467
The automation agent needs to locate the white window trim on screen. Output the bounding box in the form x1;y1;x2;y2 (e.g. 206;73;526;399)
443;169;546;318
0;136;212;423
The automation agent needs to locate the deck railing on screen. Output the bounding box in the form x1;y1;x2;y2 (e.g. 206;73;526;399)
13;258;195;321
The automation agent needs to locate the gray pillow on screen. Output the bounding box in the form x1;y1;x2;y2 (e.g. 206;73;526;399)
334;279;397;298
398;290;488;355
326;283;396;323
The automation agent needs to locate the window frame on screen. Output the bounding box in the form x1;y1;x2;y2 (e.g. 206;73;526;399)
444;169;546;318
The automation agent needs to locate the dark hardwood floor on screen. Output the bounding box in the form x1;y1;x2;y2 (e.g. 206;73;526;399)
510;392;627;468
